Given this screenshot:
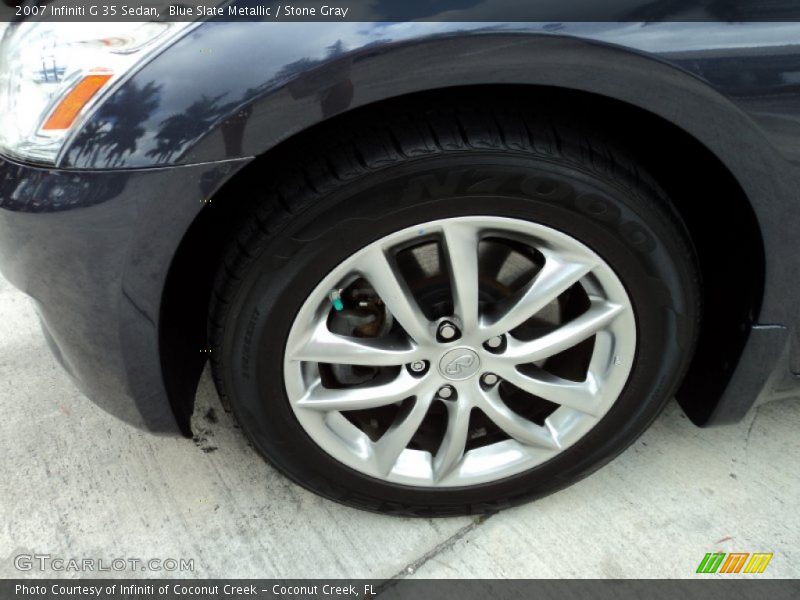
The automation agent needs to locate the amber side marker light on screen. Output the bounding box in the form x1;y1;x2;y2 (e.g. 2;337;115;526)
42;72;113;131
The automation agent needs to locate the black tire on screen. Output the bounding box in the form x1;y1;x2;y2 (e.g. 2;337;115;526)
209;102;701;516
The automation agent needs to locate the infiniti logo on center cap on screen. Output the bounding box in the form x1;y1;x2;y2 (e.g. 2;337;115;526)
438;348;481;381
445;354;475;375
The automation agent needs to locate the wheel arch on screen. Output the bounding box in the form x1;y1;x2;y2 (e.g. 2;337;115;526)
159;83;765;434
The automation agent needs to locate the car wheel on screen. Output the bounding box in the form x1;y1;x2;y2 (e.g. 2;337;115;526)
209;105;700;516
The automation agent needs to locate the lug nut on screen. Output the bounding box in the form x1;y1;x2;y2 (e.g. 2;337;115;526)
408;360;427;374
484;335;505;352
437;385;455;400
437;321;459;341
481;373;499;387
486;336;503;348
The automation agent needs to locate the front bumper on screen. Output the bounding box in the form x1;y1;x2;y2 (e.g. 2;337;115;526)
0;154;250;434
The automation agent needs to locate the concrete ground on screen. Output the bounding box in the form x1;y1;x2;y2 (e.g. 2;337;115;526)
0;272;798;579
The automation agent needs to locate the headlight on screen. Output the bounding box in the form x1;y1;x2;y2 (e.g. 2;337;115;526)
0;21;194;165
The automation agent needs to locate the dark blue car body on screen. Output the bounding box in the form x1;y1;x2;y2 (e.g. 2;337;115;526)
1;10;799;435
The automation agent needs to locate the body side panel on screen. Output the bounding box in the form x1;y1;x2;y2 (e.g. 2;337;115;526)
2;21;798;433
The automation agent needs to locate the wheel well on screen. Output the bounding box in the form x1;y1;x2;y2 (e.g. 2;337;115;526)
160;85;765;433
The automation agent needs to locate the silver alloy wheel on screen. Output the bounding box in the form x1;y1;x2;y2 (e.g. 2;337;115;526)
284;216;636;487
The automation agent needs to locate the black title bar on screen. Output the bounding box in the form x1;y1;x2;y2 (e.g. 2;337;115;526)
4;0;800;23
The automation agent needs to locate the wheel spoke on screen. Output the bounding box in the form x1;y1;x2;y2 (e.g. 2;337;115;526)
373;393;434;475
495;365;602;417
476;385;560;449
441;222;480;331
289;319;424;366
296;372;424;412
433;400;472;482
480;253;595;339
503;298;626;364
358;248;433;344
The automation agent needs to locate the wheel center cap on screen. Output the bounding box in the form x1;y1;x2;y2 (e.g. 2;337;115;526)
438;348;481;381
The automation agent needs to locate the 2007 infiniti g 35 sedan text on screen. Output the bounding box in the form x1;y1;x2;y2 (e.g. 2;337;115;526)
1;7;799;515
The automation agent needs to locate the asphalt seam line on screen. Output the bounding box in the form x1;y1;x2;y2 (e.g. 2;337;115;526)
376;513;494;593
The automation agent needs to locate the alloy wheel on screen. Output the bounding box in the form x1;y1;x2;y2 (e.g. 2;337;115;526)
284;216;636;487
